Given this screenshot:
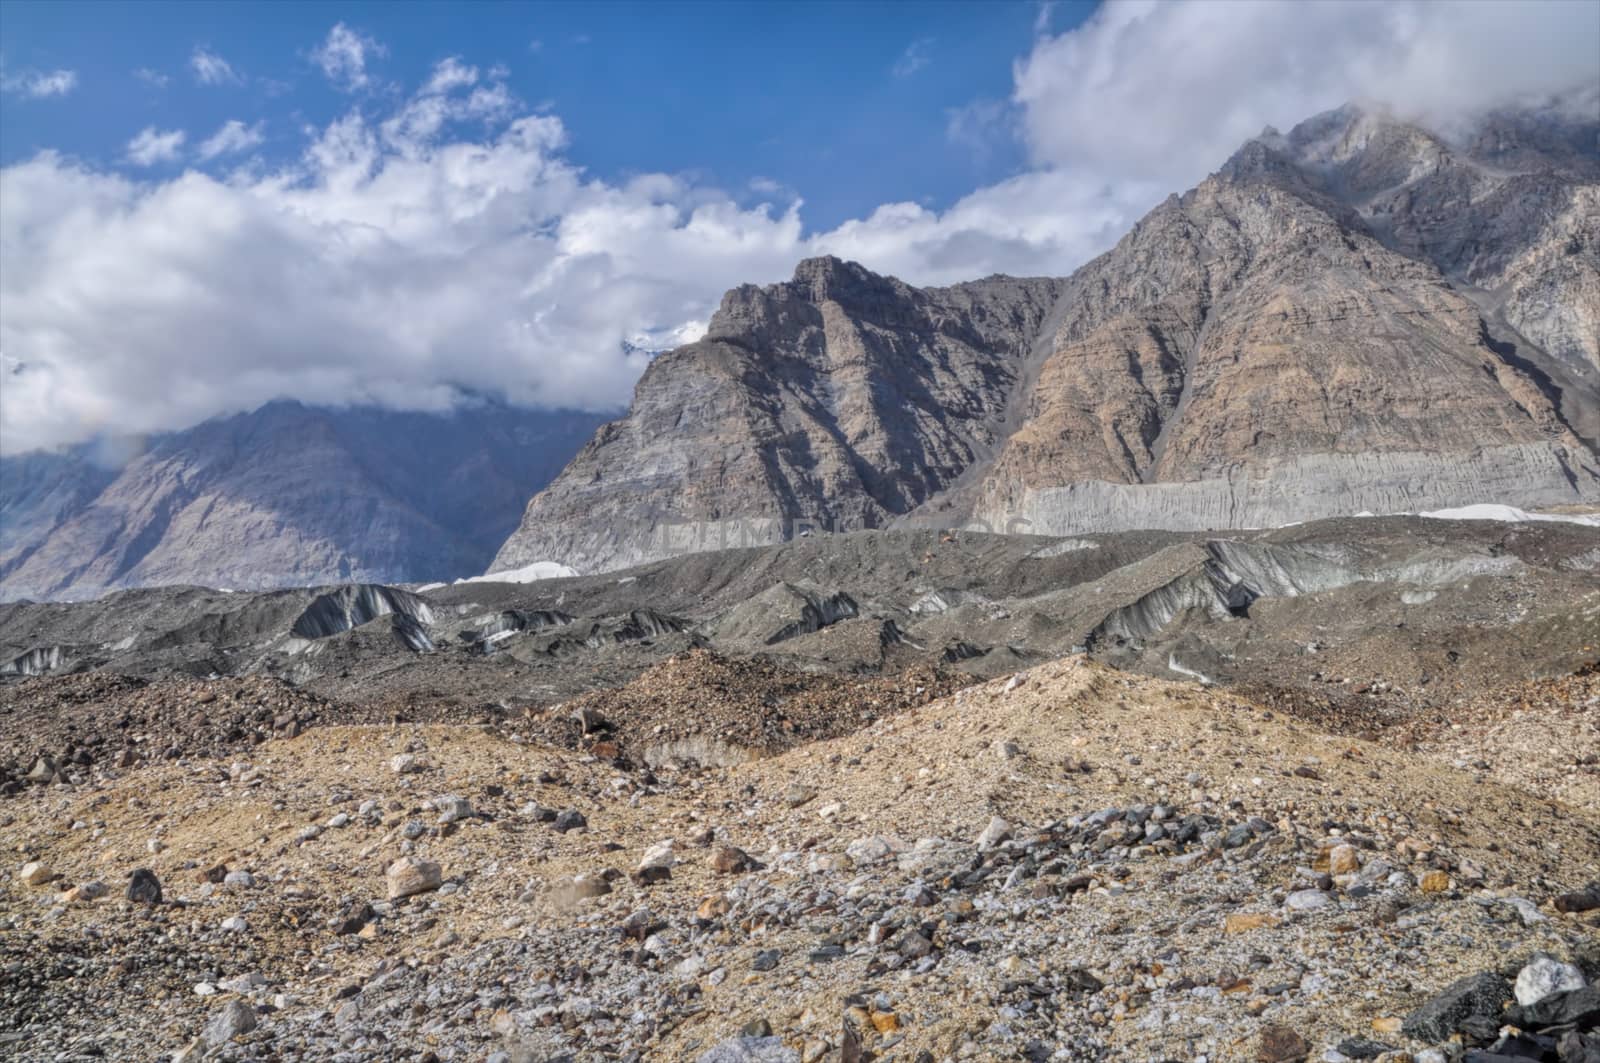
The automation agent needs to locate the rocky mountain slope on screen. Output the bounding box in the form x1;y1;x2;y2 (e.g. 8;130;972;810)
0;401;607;602
494;98;1600;576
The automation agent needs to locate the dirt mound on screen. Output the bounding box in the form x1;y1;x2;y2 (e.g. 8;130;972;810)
525;648;973;766
0;673;335;792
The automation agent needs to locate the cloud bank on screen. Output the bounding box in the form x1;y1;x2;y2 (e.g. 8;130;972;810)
1;0;1595;453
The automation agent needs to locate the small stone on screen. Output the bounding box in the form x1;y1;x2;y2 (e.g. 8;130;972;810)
870;1010;900;1034
390;753;426;774
1418;870;1450;893
631;865;671;887
1401;972;1511;1043
898;931;934;959
845;836;894;866
1286;889;1331;912
1554;882;1600;914
638;839;676;870
976;816;1012;851
327;813;350;829
698;894;731;919
1257;1025;1310;1062
1328;844;1360;875
711;845;751;873
1516;954;1588;1007
782;784;817;809
552;872;611;904
202;1000;257;1046
127;868;163;905
552;809;587;833
695;1037;798;1063
221;916;248;933
18;862;55;888
1226;913;1280;934
385;856;442;899
434;795;474;823
751;949;781;972
223;870;255;888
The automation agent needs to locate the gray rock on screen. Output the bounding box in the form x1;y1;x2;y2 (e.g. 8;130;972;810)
202;1000;257;1046
1402;972;1512;1043
695;1036;800;1063
126;868;162;905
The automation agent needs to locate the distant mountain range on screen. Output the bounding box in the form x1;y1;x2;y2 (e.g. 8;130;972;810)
4;96;1596;600
492;96;1600;575
0;401;608;600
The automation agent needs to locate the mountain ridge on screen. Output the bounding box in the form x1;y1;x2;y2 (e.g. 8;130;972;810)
0;400;609;601
492;98;1600;575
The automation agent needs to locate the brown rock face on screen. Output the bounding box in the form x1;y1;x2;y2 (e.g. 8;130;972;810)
493;99;1600;575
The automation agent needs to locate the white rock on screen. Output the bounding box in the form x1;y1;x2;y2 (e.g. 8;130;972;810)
844;836;895;866
18;862;55;888
976;816;1012;851
638;839;677;871
327;813;350;829
1514;953;1587;1006
1285;889;1331;911
221;916;248;933
223;870;255;888
390;754;426;774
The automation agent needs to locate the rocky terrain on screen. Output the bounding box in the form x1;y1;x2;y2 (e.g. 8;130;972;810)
494;98;1600;576
2;511;1597;1062
1;654;1596;1062
0;400;607;602
4;517;1596;720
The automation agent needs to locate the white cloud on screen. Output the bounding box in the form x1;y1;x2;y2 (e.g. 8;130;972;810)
892;38;933;78
197;119;265;160
2;0;1594;454
190;46;240;85
311;22;385;91
1;68;78;98
124;127;186;166
133;67;169;88
1013;0;1600;191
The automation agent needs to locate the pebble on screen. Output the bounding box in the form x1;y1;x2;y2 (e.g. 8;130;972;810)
127;868;162;905
386;856;442;899
1514;953;1587;1006
781;784;817;808
976;816;1012;850
1286;889;1331;911
18;862;55;888
202;1000;257;1046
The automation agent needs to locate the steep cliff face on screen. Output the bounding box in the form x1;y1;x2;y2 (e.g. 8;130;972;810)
492;99;1600;574
491;261;1062;573
1;401;607;601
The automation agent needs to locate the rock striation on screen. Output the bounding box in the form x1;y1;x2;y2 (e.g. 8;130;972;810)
493;98;1600;575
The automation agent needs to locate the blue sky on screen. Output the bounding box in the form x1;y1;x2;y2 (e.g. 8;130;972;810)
1;0;1594;453
1;0;1083;230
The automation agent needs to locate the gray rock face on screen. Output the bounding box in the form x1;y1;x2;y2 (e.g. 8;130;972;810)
491;262;1063;574
1;400;607;602
493;99;1600;575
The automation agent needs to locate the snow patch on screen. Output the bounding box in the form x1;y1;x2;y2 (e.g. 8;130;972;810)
421;562;579;591
1416;504;1600;527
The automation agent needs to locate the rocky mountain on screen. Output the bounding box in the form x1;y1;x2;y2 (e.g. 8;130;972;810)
493;97;1600;576
0;400;608;601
